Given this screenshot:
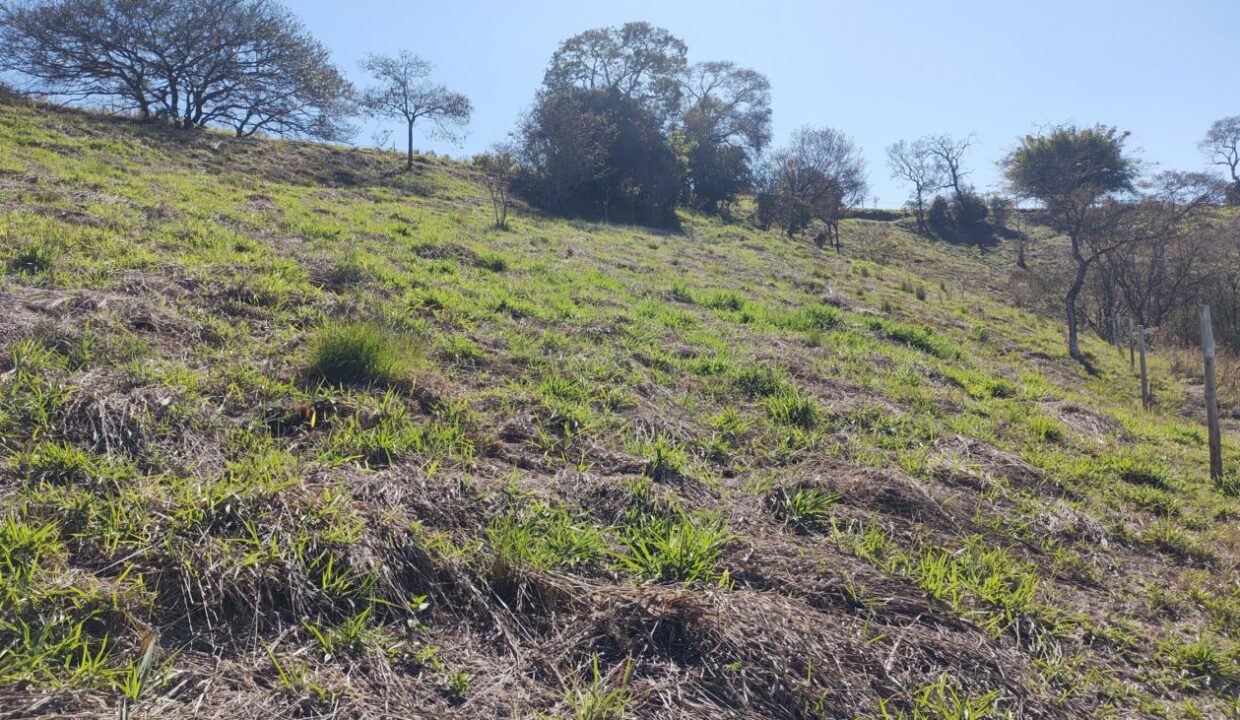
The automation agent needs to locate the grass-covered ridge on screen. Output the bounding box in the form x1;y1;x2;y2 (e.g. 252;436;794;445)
2;97;1239;719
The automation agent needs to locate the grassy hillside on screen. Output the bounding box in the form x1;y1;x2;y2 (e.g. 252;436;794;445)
1;96;1238;720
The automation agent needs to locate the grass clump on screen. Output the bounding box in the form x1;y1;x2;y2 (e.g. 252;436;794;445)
776;303;843;332
1144;520;1213;563
872;674;1001;719
769;486;842;531
19;441;131;489
1102;451;1175;490
7;242;56;276
1024;413;1066;444
733;365;787;397
488;502;607;573
0;515;64;589
615;511;733;585
565;655;633;720
1159;635;1240;690
305;322;416;385
638;435;691;483
868;318;958;359
701;290;746;311
764;387;821;429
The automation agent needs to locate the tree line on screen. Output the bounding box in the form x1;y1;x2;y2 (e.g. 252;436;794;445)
2;1;1239;362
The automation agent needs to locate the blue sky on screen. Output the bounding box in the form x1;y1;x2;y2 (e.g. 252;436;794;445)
289;0;1237;206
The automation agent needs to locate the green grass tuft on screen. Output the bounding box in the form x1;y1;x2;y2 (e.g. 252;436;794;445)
615;511;733;585
305;322;417;385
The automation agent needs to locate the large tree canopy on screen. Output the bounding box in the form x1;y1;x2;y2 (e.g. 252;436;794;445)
0;0;354;140
543;21;688;121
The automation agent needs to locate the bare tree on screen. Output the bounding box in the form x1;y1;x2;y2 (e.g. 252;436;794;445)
0;0;354;140
926;133;976;197
757;127;868;249
886;139;945;234
1201;116;1240;203
680;62;771;151
0;0;163;117
359;52;472;173
1100;172;1220;328
475;145;518;230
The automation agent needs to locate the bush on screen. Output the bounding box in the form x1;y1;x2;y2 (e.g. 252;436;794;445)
305;322;416;385
950;188;989;231
515;87;681;227
927;195;952;230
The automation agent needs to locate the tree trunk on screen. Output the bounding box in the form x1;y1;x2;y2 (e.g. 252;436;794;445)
1065;238;1090;362
406;120;414;173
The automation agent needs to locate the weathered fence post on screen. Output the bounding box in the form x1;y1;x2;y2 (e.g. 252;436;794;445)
1128;318;1135;370
1139;325;1151;409
1112;314;1121;351
1201;305;1223;481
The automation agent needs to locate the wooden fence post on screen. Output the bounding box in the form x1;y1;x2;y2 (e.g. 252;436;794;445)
1139;325;1151;409
1202;305;1223;481
1128;318;1135;370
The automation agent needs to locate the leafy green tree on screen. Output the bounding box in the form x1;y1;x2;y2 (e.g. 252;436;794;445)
543;21;687;122
1003;125;1136;361
517;87;680;226
680;61;771;213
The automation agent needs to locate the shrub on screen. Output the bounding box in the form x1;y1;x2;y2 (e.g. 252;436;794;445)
927;195;952;230
305;322;416;385
950;188;989;231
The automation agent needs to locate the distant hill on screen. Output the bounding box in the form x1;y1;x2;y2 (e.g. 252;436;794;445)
1;96;1237;720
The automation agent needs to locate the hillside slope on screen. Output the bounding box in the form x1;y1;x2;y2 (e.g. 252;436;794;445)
1;97;1238;720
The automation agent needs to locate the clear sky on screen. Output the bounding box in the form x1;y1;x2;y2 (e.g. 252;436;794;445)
288;0;1238;207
